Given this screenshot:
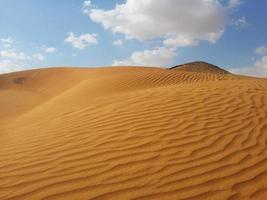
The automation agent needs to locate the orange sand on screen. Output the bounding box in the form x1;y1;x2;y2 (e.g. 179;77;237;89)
0;63;267;199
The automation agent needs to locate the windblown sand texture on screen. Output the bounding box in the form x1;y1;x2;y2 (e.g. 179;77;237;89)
0;62;267;200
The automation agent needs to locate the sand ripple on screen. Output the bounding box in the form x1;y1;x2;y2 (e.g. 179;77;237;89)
0;66;267;199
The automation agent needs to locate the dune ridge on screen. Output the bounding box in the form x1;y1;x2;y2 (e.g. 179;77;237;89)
0;63;267;199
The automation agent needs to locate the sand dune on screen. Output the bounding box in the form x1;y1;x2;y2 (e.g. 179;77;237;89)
0;62;267;199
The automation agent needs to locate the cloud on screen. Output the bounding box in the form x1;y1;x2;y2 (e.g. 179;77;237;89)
86;0;230;47
230;16;248;29
113;40;123;47
252;56;267;76
230;46;267;77
32;53;44;61
82;0;92;14
43;47;57;53
0;49;30;60
0;37;13;48
255;46;267;56
112;47;177;67
230;56;267;77
1;48;45;62
0;37;13;44
84;0;243;67
0;39;45;74
0;48;45;74
0;60;23;74
163;35;198;47
227;0;242;9
64;32;98;49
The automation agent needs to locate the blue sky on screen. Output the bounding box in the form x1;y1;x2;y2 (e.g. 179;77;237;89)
0;0;267;76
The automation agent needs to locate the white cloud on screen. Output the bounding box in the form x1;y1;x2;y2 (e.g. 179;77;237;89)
113;40;123;47
87;0;229;47
32;53;44;61
230;16;248;29
227;0;242;9
230;56;267;77
82;0;92;14
64;32;98;49
255;46;267;56
0;60;23;74
230;46;267;77
163;35;198;47
0;49;30;60
0;37;13;44
0;39;46;74
0;48;45;63
0;37;13;48
112;47;177;67
43;47;57;53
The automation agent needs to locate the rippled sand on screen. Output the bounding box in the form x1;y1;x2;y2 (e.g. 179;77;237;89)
0;64;267;200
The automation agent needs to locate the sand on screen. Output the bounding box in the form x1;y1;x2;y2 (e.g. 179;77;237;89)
0;63;267;200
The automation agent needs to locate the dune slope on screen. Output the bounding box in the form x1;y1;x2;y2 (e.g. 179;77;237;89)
0;64;267;200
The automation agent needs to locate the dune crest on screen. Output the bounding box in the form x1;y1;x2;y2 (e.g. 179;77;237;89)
170;61;229;74
0;63;267;200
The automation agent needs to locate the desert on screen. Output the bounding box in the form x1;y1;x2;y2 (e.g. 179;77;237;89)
0;62;267;199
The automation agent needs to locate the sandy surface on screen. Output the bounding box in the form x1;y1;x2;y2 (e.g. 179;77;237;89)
0;64;267;200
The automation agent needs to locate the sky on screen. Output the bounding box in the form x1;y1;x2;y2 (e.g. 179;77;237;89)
0;0;267;77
